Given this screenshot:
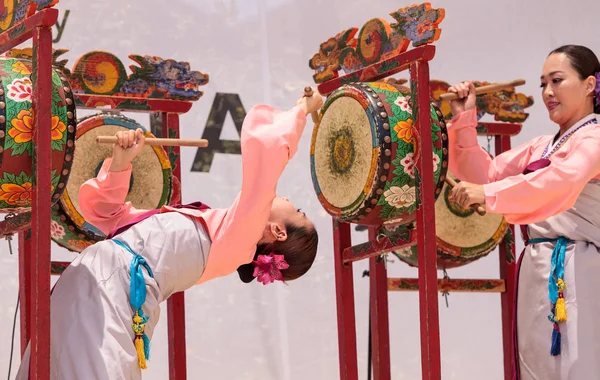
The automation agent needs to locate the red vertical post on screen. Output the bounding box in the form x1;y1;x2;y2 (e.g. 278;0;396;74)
410;61;441;380
368;227;391;380
333;219;358;380
30;25;53;380
162;112;187;380
496;135;516;380
18;231;31;356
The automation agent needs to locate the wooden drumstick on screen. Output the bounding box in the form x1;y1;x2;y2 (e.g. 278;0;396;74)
444;176;486;216
303;86;320;124
96;136;209;147
439;79;526;101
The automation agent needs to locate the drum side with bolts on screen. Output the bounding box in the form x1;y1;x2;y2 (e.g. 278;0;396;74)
0;57;77;235
311;81;448;226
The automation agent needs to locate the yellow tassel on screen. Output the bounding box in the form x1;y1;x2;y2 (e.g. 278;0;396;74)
132;311;148;369
555;297;567;322
135;335;147;369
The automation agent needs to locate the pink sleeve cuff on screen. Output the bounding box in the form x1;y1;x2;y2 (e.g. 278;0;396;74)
96;158;132;189
482;175;525;213
483;182;498;212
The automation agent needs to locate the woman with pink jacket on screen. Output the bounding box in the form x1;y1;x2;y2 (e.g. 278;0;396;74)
448;45;600;380
16;89;323;380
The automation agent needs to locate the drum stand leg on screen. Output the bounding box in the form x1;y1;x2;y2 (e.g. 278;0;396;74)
411;61;442;380
499;224;517;380
167;292;187;379
364;270;372;380
332;220;359;380
29;24;54;380
368;227;391;380
496;136;517;380
162;112;188;380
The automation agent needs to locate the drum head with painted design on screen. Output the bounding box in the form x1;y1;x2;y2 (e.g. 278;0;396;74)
312;96;376;215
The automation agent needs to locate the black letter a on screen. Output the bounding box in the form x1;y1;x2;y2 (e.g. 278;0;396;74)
191;93;247;173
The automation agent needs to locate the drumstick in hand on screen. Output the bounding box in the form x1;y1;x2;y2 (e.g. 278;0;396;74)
303;86;320;124
439;79;526;101
444;176;486;216
96;136;209;147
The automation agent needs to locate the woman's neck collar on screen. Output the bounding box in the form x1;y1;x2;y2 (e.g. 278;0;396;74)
558;112;597;137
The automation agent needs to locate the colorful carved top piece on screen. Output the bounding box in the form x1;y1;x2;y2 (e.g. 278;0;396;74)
376;77;534;123
4;48;209;101
472;80;534;123
69;51;209;101
429;79;534;123
309;2;444;84
0;0;58;33
389;3;445;47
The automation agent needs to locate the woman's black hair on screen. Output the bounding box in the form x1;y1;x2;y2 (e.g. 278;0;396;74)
237;223;318;283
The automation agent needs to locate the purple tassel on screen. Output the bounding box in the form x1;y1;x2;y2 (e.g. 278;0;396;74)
550;324;561;356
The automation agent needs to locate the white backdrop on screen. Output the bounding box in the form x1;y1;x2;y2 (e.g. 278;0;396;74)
0;0;599;379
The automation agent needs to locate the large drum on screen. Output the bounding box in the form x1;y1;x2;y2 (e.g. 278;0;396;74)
0;57;76;232
310;81;448;226
393;171;509;269
50;113;173;252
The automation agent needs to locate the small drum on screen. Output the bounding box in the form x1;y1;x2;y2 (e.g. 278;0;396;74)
51;113;173;251
0;57;76;232
393;172;509;269
310;81;448;226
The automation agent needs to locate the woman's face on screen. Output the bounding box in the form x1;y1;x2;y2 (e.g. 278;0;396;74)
269;197;309;228
263;196;313;242
540;53;595;128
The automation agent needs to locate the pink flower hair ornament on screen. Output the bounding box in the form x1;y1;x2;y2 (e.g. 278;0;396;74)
252;253;290;285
